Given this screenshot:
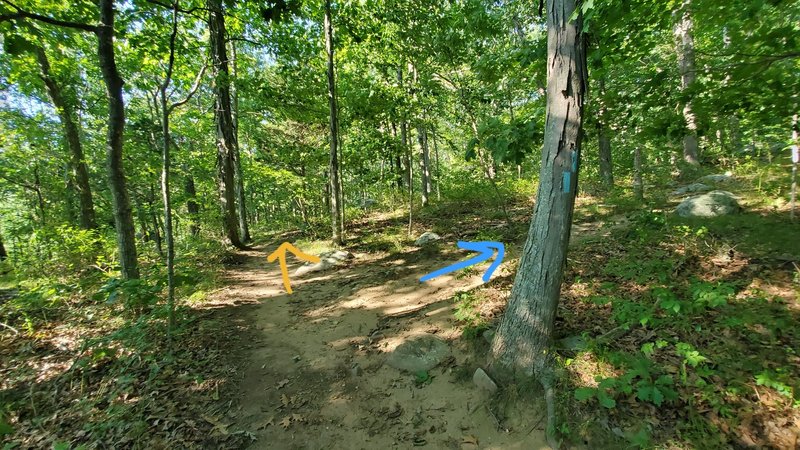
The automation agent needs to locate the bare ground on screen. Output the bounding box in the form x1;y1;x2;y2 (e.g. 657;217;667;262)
214;242;551;450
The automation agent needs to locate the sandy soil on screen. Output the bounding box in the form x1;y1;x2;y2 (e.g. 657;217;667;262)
216;242;551;450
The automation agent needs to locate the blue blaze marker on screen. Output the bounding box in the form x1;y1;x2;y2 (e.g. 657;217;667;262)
562;171;571;193
420;241;505;284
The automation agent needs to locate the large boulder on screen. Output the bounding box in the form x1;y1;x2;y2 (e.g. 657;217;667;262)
696;173;733;184
294;250;354;276
671;183;711;197
414;231;441;246
386;334;450;373
674;190;741;218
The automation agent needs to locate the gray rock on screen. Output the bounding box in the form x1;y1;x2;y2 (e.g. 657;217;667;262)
294;250;354;276
674;190;741;218
696;173;733;184
671;183;711;196
482;329;495;344
472;368;498;394
360;198;378;209
557;335;588;351
414;231;441;246
386;334;450;373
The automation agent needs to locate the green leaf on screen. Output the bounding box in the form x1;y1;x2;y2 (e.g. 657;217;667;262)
574;387;596;401
598;391;616;409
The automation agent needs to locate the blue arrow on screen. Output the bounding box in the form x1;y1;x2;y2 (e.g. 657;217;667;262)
420;241;505;284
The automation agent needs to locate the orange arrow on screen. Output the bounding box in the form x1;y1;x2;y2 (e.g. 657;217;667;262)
267;242;321;294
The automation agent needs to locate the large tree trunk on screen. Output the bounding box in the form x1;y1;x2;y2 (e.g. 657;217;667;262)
596;76;613;187
674;0;700;166
98;0;139;279
418;126;431;206
325;0;344;245
229;40;251;243
208;0;246;249
36;46;97;230
490;0;586;443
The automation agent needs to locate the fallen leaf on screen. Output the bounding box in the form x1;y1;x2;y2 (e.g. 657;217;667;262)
277;379;289;389
280;416;292;429
281;394;289;407
292;413;304;423
257;416;274;430
461;435;479;449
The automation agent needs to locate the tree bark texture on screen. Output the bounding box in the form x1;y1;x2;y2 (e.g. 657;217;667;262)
596;76;613;187
229;40;251;242
325;0;344;244
418;126;431;206
634;147;644;201
98;0;139;279
36;46;97;230
674;0;700;166
490;0;586;395
208;0;246;249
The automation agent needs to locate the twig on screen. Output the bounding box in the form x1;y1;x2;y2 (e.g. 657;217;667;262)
0;321;19;334
485;404;503;431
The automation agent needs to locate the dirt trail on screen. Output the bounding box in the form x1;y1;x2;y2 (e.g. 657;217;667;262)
218;243;550;450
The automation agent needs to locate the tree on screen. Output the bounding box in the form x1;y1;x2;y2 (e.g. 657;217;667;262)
325;0;344;244
673;0;700;166
490;0;587;444
34;44;97;229
1;0;140;279
207;0;246;249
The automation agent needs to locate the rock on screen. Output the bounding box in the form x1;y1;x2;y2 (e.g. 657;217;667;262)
674;190;741;218
671;183;711;196
482;329;495;344
386;334;450;373
696;173;733;184
359;198;378;208
414;231;441;246
557;335;588;351
472;368;498;394
350;363;363;377
294;250;354;276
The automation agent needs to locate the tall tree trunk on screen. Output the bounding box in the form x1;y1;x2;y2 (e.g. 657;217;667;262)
791;114;798;221
325;0;343;245
36;46;97;230
633;147;644;201
229;40;251;243
185;172;200;236
0;232;7;261
418;126;431;206
208;0;246;249
596;76;614;187
674;0;700;166
98;0;138;279
490;0;586;444
432;130;441;201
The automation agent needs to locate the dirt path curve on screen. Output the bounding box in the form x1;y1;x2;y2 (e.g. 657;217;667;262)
218;242;550;450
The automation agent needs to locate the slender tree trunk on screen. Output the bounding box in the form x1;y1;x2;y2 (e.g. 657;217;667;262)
149;186;163;257
674;0;700;166
229;40;251;242
32;164;46;226
185;173;200;236
490;0;586;444
432;130;441;201
407;127;414;236
391;122;403;189
0;232;7;261
208;0;246;249
325;0;344;245
98;0;138;279
633;147;644;201
791;114;798;221
418;126;431;206
596;76;613;187
36;46;97;230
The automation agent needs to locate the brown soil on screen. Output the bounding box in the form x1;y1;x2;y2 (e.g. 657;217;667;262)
215;243;550;450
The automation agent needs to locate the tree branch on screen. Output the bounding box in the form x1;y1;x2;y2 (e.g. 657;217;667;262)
168;64;207;113
0;0;97;32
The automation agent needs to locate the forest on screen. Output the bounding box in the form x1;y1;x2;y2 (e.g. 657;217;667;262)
0;0;798;448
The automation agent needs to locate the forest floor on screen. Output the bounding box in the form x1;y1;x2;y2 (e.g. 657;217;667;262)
2;166;799;449
217;236;551;450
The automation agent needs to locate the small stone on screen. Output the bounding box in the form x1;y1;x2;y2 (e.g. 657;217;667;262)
386;334;450;373
414;232;441;246
670;183;711;196
482;329;495;344
292;355;301;362
472;368;498;394
295;250;355;276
